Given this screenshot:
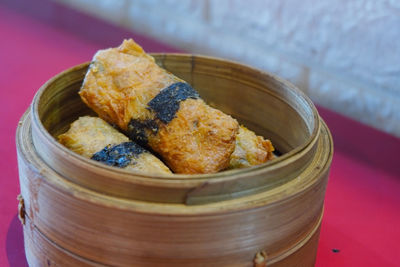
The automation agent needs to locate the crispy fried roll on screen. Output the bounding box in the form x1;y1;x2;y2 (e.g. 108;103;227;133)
229;126;274;169
79;39;274;174
58;116;171;174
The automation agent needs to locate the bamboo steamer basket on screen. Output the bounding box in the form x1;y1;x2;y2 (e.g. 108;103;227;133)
16;54;333;266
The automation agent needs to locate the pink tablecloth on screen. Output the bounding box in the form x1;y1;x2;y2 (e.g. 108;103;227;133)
1;1;399;266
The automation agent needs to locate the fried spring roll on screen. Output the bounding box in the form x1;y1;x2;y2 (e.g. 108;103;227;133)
58;116;171;174
230;126;274;169
79;39;274;174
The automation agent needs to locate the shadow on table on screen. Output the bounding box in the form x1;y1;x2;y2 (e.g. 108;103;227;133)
6;214;28;267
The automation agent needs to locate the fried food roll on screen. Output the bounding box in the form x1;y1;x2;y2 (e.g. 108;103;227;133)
229;126;274;169
58;116;171;174
79;39;274;174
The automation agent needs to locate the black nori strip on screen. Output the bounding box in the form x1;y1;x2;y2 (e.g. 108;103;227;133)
147;82;199;123
126;83;199;145
91;142;145;168
127;119;159;145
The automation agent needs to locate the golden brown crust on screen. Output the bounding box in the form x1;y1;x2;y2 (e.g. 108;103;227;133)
79;40;180;130
79;39;275;174
124;152;171;174
58;116;129;158
58;116;171;174
229;126;275;169
79;39;239;174
149;99;239;174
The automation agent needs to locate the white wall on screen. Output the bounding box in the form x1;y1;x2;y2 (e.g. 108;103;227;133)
56;0;400;137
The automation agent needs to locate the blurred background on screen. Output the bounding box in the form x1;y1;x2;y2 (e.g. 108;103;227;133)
3;0;400;136
1;0;399;267
57;0;400;137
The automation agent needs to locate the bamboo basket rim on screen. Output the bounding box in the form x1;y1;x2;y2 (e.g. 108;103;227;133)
20;109;333;214
31;54;320;182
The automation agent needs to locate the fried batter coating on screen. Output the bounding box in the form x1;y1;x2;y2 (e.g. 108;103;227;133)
79;40;180;129
151;99;238;174
79;39;274;174
229;126;275;169
80;39;239;174
58;116;171;174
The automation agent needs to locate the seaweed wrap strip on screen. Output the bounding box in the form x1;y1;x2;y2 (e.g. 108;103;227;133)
79;39;274;174
58;116;171;174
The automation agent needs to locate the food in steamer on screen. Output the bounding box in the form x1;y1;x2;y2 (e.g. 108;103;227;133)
58;116;171;174
61;39;274;174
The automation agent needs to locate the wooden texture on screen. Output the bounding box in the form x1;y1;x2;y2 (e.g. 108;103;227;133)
30;55;321;204
17;54;333;266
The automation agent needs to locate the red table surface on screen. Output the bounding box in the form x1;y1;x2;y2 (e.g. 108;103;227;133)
1;1;399;266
